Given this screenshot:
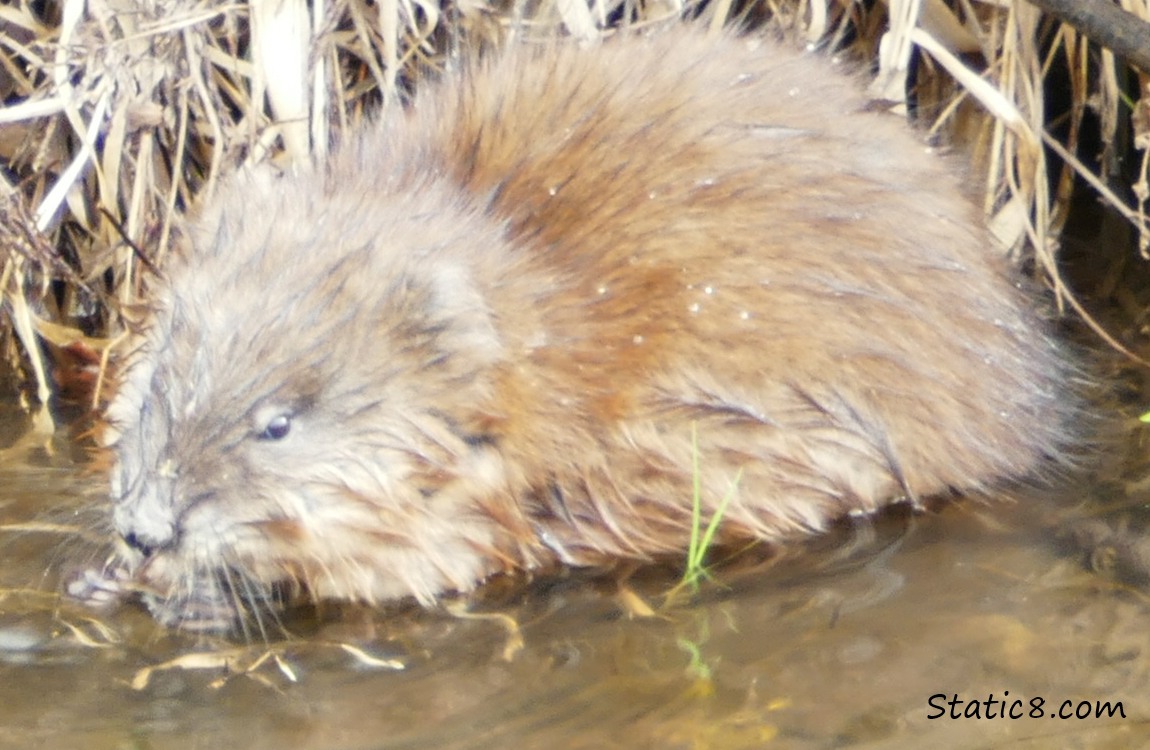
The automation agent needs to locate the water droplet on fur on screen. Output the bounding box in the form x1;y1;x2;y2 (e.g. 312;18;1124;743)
689;303;700;314
597;285;607;295
548;186;558;196
740;311;750;320
704;286;714;295
633;335;644;344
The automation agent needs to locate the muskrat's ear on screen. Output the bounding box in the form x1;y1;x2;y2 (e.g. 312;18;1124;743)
426;262;503;365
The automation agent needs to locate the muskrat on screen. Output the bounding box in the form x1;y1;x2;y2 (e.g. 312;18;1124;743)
84;27;1078;629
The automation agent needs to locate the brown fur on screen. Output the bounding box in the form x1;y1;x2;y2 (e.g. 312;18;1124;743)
95;28;1077;629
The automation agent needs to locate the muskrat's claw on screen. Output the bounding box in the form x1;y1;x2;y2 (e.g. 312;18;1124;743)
64;562;133;609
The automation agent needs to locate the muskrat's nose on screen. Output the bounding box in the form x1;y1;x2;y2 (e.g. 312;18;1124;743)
113;486;177;557
122;529;171;558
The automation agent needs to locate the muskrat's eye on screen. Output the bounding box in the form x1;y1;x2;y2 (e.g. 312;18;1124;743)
258;414;292;441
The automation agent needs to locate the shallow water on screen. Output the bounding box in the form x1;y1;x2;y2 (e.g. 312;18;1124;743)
1;408;1148;750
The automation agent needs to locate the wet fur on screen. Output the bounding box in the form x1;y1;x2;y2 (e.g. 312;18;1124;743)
101;28;1077;628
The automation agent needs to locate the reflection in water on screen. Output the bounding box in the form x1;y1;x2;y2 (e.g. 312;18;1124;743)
0;411;1148;750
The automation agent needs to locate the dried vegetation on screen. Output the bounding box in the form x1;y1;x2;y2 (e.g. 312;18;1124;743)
0;0;1148;433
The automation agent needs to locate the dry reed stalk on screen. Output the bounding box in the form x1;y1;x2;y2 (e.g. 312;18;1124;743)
0;0;1146;418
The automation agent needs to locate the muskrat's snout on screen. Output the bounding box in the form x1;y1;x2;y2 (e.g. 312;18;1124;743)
111;476;180;560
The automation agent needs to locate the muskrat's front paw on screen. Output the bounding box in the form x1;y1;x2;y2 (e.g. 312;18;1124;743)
64;563;133;609
65;561;243;632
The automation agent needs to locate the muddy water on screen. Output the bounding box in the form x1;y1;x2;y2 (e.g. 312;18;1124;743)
1;409;1147;750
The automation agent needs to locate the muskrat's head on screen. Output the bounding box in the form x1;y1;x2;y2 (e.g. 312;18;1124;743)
104;166;527;630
